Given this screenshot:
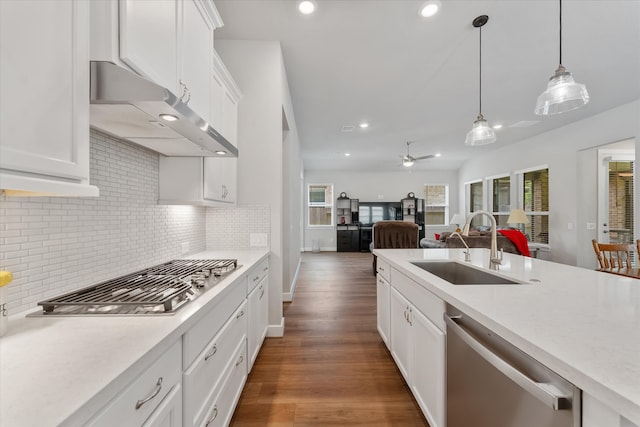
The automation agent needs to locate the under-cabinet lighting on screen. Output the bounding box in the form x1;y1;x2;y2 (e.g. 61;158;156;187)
159;114;179;122
215;150;227;155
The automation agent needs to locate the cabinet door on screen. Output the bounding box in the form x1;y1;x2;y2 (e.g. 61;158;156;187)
0;0;90;182
390;287;411;383
203;157;236;204
221;88;238;145
247;277;268;371
376;275;390;349
141;383;182;427
411;308;445;427
119;0;178;92
179;0;213;120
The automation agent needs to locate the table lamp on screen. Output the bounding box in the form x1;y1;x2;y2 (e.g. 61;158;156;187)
450;213;465;233
507;208;528;236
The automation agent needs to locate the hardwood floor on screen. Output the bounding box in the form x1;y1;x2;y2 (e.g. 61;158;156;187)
230;252;430;426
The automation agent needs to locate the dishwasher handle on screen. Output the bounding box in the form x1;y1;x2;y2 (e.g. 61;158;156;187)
444;315;572;411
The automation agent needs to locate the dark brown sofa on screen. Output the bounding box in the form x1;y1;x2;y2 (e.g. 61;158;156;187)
371;221;419;274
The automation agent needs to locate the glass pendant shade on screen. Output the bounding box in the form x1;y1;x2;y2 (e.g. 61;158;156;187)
535;65;589;115
465;114;496;146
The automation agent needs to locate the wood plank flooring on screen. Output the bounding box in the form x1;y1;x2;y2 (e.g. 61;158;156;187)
230;252;430;426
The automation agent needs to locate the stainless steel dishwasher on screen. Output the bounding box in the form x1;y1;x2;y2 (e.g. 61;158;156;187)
445;314;581;427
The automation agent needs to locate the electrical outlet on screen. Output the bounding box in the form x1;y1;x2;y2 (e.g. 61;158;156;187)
250;233;268;247
586;223;596;230
181;242;189;255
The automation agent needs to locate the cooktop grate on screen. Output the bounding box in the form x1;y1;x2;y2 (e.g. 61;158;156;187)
37;259;238;315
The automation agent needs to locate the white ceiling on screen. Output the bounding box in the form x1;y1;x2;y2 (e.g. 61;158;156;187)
214;0;640;172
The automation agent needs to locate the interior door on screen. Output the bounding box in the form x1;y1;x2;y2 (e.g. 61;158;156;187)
597;150;634;244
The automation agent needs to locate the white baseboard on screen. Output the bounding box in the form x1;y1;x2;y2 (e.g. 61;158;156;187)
267;316;285;337
282;257;301;302
303;246;337;252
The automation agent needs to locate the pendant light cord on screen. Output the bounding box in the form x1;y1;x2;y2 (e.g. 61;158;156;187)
559;0;563;66
479;24;483;115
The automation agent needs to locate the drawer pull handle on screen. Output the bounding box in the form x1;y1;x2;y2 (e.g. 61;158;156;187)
135;377;163;410
259;286;265;300
235;354;244;367
236;310;245;319
204;344;218;361
263;266;268;272
205;405;218;426
379;266;385;271
253;275;260;282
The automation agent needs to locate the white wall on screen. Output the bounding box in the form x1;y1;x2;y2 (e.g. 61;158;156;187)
303;170;459;250
458;99;640;266
216;40;303;330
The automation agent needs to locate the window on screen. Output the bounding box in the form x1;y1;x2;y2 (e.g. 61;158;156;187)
521;168;549;244
308;184;333;226
423;184;449;225
489;175;510;227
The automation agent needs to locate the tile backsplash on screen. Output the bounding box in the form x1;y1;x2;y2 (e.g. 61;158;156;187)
206;204;270;249
0;130;269;315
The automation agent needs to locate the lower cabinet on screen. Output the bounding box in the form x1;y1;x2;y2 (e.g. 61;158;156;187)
88;339;183;427
583;392;640;427
247;274;269;371
386;269;445;427
336;226;360;252
376;274;390;349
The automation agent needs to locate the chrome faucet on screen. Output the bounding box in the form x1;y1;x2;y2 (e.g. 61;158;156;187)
448;231;471;262
461;210;503;270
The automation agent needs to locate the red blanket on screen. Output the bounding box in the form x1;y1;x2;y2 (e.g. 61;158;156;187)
498;229;530;257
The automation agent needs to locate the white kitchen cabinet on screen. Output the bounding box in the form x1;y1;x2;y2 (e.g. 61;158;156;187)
212;52;241;147
583;392;640;427
183;301;247;427
390;287;412;383
0;0;98;197
376;274;390;349
159;156;236;206
247;258;270;371
386;267;446;427
141;383;183;427
88;339;182;427
411;304;445;427
119;0;178;93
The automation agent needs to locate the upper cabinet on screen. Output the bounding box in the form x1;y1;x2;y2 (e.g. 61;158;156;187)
212;52;241;147
0;1;99;197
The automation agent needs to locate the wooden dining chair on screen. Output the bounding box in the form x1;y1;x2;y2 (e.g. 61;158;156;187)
591;239;640;269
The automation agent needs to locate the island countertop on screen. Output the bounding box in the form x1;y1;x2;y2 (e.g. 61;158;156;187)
373;247;640;425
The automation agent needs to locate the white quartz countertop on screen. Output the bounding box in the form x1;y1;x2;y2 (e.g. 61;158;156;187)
374;248;640;425
0;249;269;427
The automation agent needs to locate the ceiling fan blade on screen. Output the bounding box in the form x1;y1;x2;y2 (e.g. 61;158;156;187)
413;154;435;161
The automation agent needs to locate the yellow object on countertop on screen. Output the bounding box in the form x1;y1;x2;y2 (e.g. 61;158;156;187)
0;271;13;287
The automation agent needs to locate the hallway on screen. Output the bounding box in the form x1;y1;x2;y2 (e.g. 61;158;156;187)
230;252;429;426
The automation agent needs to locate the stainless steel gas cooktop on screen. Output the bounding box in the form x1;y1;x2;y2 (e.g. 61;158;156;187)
34;259;238;316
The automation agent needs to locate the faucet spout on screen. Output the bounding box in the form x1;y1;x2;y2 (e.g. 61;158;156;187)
449;231;471;262
461;210;503;270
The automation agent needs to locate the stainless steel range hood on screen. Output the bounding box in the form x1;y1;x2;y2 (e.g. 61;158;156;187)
89;61;238;157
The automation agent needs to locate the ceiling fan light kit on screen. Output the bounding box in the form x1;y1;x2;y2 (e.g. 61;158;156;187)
465;15;497;147
535;0;589;115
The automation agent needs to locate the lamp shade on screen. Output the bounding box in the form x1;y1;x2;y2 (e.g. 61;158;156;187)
450;213;466;226
465;115;497;146
507;208;528;224
535;66;589;115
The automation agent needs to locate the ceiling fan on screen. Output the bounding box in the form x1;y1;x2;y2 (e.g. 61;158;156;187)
401;141;436;167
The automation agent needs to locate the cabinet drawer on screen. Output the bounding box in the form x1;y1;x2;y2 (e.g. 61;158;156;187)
248;258;269;293
200;338;248;427
183;278;246;368
377;258;391;282
391;268;445;331
88;339;182;427
183;301;247;427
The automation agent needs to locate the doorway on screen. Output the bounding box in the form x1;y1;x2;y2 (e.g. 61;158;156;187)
597;149;635;244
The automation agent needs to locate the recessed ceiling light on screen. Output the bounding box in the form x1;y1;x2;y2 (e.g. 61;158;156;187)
420;0;441;18
297;0;317;15
435;153;442;157
359;122;369;129
345;152;351;157
159;114;179;122
492;124;503;129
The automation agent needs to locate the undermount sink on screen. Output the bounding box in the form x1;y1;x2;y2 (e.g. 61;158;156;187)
411;261;523;285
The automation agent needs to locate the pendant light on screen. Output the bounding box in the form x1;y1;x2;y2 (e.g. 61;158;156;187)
535;0;589;115
465;15;496;146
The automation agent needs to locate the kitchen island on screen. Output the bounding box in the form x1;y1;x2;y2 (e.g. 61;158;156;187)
0;249;269;427
374;248;640;426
